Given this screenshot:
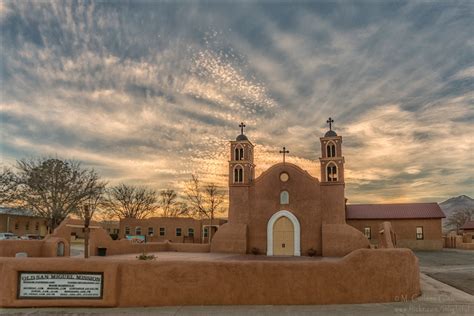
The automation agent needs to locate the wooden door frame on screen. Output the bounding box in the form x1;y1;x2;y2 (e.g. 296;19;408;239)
266;210;301;256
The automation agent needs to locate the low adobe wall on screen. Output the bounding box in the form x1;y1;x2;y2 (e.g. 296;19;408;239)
0;237;70;258
322;224;370;256
0;248;420;307
210;223;248;254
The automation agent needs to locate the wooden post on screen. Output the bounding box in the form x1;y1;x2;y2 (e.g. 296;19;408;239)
84;205;90;259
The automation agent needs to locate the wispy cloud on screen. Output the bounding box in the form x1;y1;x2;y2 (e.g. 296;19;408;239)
1;1;473;205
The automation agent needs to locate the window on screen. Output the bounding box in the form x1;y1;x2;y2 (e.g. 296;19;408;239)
327;164;338;182
234;147;244;160
14;223;19;230
159;227;165;236
364;227;371;239
204;227;209;238
176;228;182;237
135;227;142;235
148;227;154;236
35;222;39;231
327;143;336;157
280;191;289;204
416;227;424;240
25;222;30;231
113;229;119;234
125;227;130;235
234;165;243;183
188;228;194;237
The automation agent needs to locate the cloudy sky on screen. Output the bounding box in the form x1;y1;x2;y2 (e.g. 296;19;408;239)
1;1;473;205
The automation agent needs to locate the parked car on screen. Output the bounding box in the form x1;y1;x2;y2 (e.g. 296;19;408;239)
0;233;19;240
20;234;42;240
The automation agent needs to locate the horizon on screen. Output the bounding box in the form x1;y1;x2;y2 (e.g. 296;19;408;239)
1;1;473;204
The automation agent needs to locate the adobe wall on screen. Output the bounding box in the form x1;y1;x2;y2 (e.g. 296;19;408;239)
0;237;70;257
0;214;49;237
210;223;248;254
347;219;443;250
88;227;210;256
322;224;370;257
0;248;420;307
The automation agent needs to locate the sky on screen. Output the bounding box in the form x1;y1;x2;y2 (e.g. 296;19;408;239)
0;1;473;206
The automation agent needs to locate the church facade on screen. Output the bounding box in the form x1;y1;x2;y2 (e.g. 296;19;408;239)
211;120;370;257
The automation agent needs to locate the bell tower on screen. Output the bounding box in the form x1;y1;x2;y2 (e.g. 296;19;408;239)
319;117;345;184
229;122;255;186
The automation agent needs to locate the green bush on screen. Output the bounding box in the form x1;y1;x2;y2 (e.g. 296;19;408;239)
136;252;156;260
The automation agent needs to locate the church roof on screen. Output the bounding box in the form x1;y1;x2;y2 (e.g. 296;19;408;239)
324;130;338;137
236;134;249;141
346;203;445;220
461;220;474;230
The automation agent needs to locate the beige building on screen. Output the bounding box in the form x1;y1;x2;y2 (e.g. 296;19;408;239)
346;203;445;250
0;208;49;237
119;217;227;243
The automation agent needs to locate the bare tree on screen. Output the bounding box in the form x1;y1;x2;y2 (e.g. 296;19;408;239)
103;184;158;219
10;158;103;232
159;189;177;217
185;175;224;243
0;167;17;205
76;184;106;259
445;208;474;234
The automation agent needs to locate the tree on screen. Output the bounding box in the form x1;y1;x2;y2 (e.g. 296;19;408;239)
444;208;474;234
10;158;103;232
159;189;177;217
76;184;106;259
159;189;191;217
103;184;158;219
0;167;17;205
184;175;224;243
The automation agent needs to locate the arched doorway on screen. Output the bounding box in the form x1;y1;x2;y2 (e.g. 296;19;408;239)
266;210;301;256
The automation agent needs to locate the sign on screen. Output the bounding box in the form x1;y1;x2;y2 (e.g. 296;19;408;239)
18;272;103;299
125;235;145;243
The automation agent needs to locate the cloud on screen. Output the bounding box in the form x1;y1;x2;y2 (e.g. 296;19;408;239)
0;1;473;207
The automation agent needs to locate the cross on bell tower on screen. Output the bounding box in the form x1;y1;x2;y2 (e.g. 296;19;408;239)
279;146;289;164
239;122;246;135
327;117;334;131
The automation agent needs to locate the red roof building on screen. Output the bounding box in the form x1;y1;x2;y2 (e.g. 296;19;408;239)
346;203;445;250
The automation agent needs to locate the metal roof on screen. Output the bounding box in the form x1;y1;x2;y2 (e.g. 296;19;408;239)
461;221;474;230
346;203;445;219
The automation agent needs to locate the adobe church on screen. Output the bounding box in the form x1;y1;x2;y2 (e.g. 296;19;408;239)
211;119;371;257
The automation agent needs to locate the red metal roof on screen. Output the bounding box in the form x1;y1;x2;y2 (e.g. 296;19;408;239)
346;203;445;220
461;221;474;230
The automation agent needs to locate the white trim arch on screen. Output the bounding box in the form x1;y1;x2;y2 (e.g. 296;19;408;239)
233;164;244;183
234;144;244;161
267;210;301;256
326;140;337;157
326;162;338;182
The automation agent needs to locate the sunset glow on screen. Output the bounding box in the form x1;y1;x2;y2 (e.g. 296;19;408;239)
1;1;473;206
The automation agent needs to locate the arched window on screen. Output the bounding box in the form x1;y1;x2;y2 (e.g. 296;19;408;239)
327;163;338;182
280;191;289;204
233;165;244;183
234;146;244;160
326;142;336;157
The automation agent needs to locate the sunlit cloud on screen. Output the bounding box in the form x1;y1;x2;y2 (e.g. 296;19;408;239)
1;1;473;209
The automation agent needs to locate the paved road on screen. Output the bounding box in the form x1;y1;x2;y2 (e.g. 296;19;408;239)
415;249;474;295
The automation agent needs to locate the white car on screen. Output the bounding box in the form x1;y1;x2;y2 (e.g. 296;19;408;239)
0;233;19;240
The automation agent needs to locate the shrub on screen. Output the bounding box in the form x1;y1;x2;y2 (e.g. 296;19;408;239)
136;252;156;260
307;248;317;257
250;247;259;255
110;234;119;240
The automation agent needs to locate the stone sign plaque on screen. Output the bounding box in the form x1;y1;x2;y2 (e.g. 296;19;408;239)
18;272;103;299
